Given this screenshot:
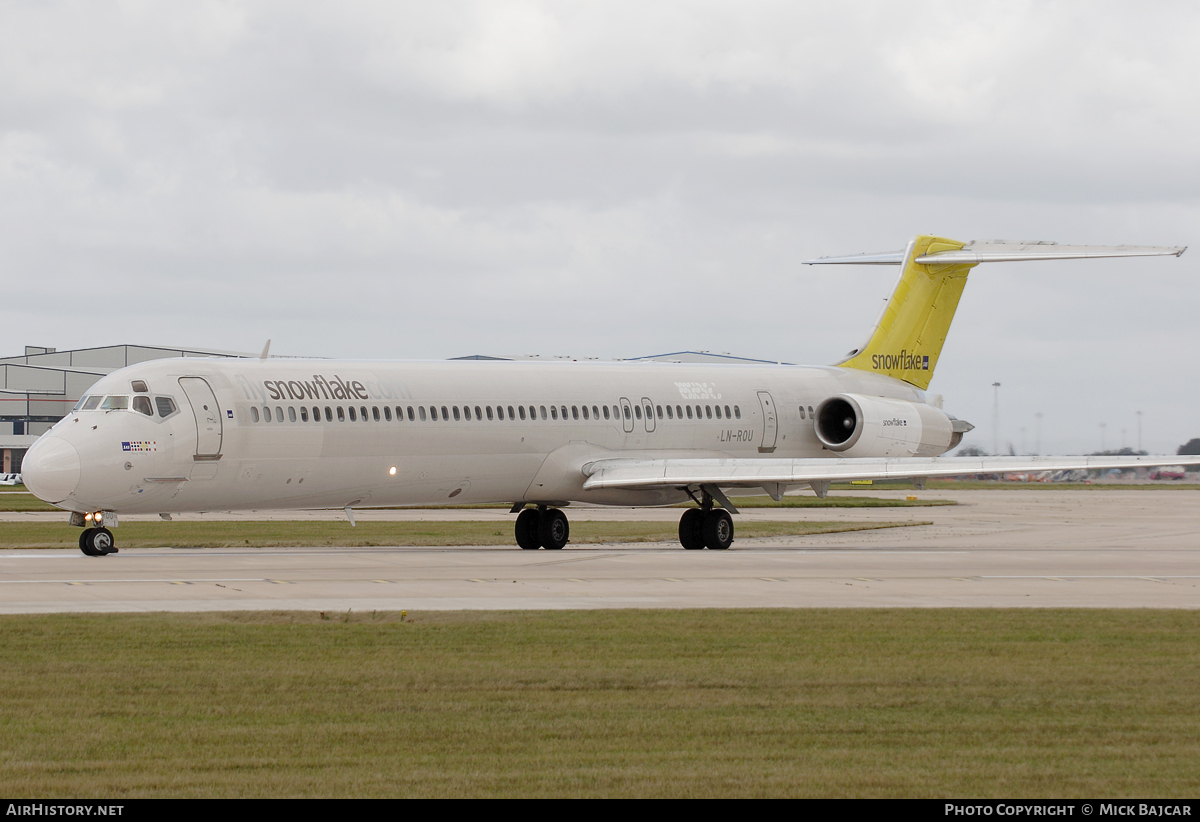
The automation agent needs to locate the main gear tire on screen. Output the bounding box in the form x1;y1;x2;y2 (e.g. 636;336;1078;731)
515;508;541;550
538;508;569;550
678;508;705;550
702;509;733;550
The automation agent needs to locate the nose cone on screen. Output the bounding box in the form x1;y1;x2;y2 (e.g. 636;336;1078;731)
22;436;81;504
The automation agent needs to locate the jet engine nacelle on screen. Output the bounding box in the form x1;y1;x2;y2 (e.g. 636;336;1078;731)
814;393;962;458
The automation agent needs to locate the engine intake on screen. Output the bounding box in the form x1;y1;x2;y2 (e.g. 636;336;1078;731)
814;393;967;458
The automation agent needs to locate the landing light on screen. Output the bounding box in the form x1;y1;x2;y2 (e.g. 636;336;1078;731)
389;467;397;476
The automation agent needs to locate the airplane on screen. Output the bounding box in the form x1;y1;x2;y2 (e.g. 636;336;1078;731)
20;234;1200;556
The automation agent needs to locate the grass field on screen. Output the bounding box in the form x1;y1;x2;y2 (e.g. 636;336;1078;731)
1;609;1197;798
0;519;926;549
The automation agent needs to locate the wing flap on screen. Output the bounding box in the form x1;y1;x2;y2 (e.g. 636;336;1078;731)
582;455;1200;491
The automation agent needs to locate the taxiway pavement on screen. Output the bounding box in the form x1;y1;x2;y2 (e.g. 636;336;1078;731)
2;490;1197;613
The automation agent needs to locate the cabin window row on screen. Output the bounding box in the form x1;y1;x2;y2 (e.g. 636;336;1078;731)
247;402;742;424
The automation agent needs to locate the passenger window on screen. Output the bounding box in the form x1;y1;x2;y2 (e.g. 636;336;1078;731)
572;406;579;420
337;407;345;422
419;407;427;421
251;406;260;422
373;407;380;422
101;396;129;410
359;406;367;421
131;380;149;393
487;406;494;421
453;406;461;421
325;407;333;422
808;406;814;417
276;406;284;422
656;405;663;419
349;407;357;422
560;406;567;420
551;406;558;420
676;405;683;419
666;406;673;419
383;406;391;421
539;406;547;420
624;406;632;420
603;406;610;420
634;405;642;420
155;397;177;417
441;406;449;421
407;407;415;421
429;407;437;421
288;407;297;422
301;407;309;422
735;406;741;419
475;406;482;420
705;406;712;419
799;406;805;419
715;406;722;419
686;406;693;419
82;396;103;411
519;406;526;420
313;407;321;422
264;407;272;422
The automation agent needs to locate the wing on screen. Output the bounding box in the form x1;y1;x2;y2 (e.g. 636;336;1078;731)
583;455;1200;495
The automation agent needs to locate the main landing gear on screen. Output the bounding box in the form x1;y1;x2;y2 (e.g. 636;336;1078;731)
78;528;117;557
514;506;570;550
678;489;734;550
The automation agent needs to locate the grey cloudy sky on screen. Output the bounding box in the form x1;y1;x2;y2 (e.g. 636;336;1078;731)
3;1;1198;455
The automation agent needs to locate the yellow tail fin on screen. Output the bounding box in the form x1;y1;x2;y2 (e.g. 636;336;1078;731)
837;236;976;390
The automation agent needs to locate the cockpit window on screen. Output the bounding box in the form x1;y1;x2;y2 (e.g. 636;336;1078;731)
100;396;129;410
131;380;149;393
81;396;102;411
155;397;177;417
132;396;154;416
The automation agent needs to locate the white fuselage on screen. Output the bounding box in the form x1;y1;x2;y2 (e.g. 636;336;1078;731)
26;357;935;515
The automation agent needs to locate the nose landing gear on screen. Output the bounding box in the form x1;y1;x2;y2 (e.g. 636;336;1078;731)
78;527;118;556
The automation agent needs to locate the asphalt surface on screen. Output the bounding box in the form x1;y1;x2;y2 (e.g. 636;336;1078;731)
1;490;1197;612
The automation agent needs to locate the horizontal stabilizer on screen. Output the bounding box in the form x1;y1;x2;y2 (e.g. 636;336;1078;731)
582;455;1200;491
805;240;1185;266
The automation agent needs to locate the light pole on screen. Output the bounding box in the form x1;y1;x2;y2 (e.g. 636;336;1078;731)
992;382;1001;455
1035;412;1043;455
1100;422;1106;452
1136;411;1143;453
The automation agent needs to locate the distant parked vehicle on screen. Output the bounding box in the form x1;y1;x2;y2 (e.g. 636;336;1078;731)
0;473;21;486
1149;466;1187;480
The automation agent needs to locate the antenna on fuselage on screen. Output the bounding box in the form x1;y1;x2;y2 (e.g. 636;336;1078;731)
259;339;271;361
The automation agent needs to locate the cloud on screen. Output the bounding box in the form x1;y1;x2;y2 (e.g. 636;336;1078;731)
2;0;1198;452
